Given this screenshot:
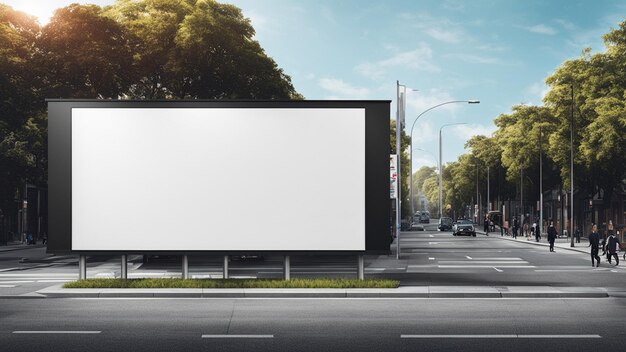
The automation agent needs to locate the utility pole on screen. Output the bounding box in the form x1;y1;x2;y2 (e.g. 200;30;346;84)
539;125;543;239
519;164;524;238
570;85;575;247
395;81;402;259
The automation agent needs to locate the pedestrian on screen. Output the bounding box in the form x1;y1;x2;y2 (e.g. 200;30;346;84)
547;221;557;252
589;224;601;267
534;222;541;242
42;232;48;245
575;227;581;243
484;215;489;235
607;231;621;266
512;216;519;239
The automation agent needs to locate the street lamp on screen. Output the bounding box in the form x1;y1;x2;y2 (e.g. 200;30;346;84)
409;100;479;219
439;122;468;219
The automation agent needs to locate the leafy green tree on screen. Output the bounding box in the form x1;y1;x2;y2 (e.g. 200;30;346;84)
0;4;41;217
105;0;301;99
37;4;135;99
412;166;435;192
390;120;411;220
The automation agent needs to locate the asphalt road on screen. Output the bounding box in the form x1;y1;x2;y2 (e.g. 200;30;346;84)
2;222;626;351
1;297;625;352
2;221;626;295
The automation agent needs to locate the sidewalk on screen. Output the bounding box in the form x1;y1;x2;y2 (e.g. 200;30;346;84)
31;284;611;299
476;230;589;254
0;242;46;252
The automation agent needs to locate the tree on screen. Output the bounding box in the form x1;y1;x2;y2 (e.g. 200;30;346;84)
390;120;411;220
104;0;302;99
544;20;626;203
0;4;41;217
37;4;135;99
413;166;436;192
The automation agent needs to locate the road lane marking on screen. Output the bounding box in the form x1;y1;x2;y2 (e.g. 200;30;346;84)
428;257;435;260
13;331;101;334
438;265;535;268
467;258;523;261
438;261;528;264
201;335;273;339
466;256;472;260
401;334;601;339
0;285;16;288
429;235;434;238
493;267;503;272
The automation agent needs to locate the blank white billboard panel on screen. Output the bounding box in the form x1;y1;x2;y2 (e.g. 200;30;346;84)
71;108;365;251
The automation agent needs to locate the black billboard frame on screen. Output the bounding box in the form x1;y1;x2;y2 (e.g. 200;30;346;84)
47;99;391;256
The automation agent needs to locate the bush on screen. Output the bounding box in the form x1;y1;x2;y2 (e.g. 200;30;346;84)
63;278;399;289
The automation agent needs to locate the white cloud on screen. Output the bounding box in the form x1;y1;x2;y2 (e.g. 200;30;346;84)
452;123;497;142
525;24;557;35
526;82;550;104
355;45;439;80
317;78;371;99
445;53;502;64
406;89;461;117
425;28;463;43
554;19;576;31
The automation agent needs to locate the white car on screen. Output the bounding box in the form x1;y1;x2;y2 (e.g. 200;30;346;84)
453;219;476;237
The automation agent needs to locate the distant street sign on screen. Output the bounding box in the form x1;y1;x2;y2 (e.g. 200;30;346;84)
390;154;397;199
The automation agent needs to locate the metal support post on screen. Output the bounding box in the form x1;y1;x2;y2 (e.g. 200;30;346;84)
283;255;290;280
357;255;364;280
120;255;127;279
223;255;229;279
182;255;189;279
79;255;86;280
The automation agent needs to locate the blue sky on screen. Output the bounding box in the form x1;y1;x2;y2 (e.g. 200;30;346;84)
7;0;626;173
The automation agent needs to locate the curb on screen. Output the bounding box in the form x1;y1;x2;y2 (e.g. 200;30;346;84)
35;285;609;299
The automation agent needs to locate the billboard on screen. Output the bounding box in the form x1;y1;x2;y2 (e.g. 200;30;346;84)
48;100;390;254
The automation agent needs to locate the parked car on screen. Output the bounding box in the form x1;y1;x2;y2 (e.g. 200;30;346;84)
453;219;476;237
438;217;453;231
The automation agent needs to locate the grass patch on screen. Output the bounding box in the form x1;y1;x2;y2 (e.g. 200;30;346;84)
63;278;399;289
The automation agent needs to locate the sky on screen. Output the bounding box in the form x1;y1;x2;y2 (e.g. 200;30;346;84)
6;0;626;173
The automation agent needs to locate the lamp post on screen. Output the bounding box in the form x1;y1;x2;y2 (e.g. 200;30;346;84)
570;85;575;247
409;100;479;219
439;122;468;219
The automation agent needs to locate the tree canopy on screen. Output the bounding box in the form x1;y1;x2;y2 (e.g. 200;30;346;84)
0;0;302;218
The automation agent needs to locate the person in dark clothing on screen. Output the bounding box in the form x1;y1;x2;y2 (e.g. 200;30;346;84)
589;224;601;267
547;221;557;252
534;222;541;242
607;231;621;266
512;217;519;239
575;228;581;243
484;216;489;235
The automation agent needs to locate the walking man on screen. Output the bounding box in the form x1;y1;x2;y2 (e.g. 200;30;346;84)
547;221;557;252
512;216;519;239
607;231;621;266
589;224;601;267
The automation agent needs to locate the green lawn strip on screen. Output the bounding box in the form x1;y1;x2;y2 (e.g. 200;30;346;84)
63;278;399;289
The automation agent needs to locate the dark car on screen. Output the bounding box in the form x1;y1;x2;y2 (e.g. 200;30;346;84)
453;219;476;237
419;211;430;223
438;217;453;231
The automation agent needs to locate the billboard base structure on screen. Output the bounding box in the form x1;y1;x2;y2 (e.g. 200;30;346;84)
74;254;368;280
121;255;127;279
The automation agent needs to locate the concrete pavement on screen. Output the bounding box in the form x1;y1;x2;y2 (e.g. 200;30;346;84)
32;284;610;299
